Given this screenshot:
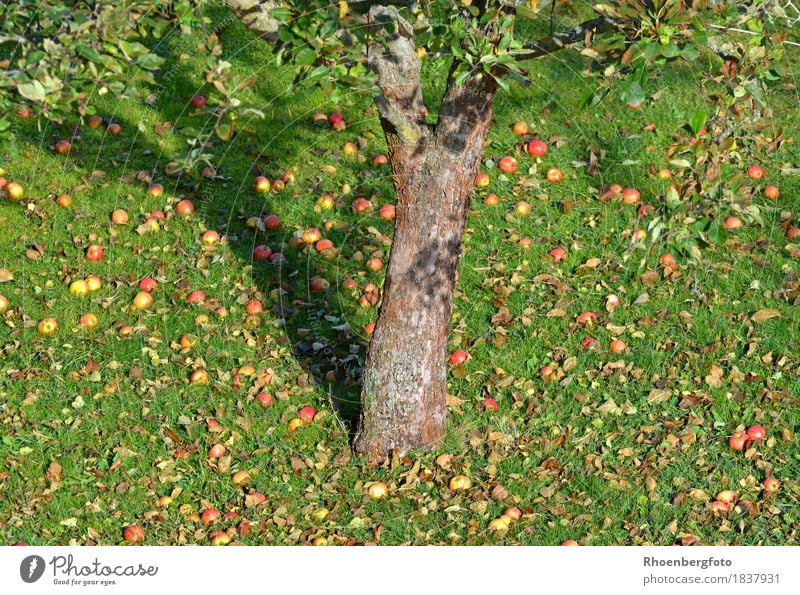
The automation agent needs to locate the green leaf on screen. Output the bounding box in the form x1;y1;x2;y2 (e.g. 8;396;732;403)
688;107;707;136
270;7;292;22
17;80;47;102
491;73;510;94
295;46;317;66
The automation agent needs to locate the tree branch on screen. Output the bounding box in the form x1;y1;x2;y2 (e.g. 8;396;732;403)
367;5;430;145
517;16;617;60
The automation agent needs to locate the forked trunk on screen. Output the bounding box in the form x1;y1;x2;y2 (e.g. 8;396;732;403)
354;74;497;461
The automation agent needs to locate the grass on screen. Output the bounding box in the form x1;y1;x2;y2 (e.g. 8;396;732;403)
0;11;799;546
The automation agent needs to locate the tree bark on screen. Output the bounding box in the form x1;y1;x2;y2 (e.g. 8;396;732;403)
354;58;498;461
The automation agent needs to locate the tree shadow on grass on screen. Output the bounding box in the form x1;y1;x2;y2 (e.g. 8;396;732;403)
92;21;396;437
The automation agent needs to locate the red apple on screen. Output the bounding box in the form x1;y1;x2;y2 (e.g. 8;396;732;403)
549;247;567;263
498;156;518;174
481;398;499;412
581;337;597;349
561;540;579;546
191;95;206;109
610;339;628;354
526;139;547;157
263;214;281;230
449;349;468;366
622;188;640;204
483;193;499;206
723;216;742;231
253;245;272;261
176;199;195;215
309;277;329;292
474;173;491;188
379;204;396;221
545;167;563;183
366;257;383;272
187;290;206;304
328;112;344;125
659;253;676;268
57;193;73;207
86;245;104;261
762;478;780;493
138;278;157;292
88;115;103;129
372;154;389;166
208;444;225;459
111;209;129;224
246;300;263;315
512;121;529;135
256;392;273;408
764;185;779;200
746;425;765;442
351;197;372;214
728;431;748;451
202;230;220;245
54;139;72;154
786;227;800;240
78;313;99;330
201;508;221;525
271;179;285;193
638;204;655;217
123;525;145;543
576;311;598;325
298;406;317;423
747;164;764;180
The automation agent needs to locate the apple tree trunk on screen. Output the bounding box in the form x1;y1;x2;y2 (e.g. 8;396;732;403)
354;67;497;461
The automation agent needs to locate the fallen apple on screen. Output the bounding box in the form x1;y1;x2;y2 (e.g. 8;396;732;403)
38;317;59;335
512;121;529;135
449;475;471;491
111;209;129;224
367;482;389;500
298;406;317;423
475;173;490;188
545;167;563;183
256;392;273;408
526;139;547;157
147;183;164;198
498;156;518;174
728;431;748;451
253;176;271;193
132;291;154;310
747;164;764;180
176;199;195;216
86;245;104;261
449;349;468;366
123;525;145;543
6;182;24;200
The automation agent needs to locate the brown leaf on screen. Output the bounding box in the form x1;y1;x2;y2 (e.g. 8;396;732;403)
751;308;781;324
46;460;62;483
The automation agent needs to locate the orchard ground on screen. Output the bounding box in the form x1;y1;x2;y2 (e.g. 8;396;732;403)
1;15;799;546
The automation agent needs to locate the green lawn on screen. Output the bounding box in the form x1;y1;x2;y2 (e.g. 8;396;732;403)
0;11;799;546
